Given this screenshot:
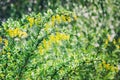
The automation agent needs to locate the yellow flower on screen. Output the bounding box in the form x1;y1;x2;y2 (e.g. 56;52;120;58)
99;64;103;71
35;18;41;25
105;39;108;45
111;66;115;71
8;28;27;38
55;36;60;43
59;69;64;74
51;16;55;26
111;66;119;72
4;39;8;46
105;64;110;70
14;28;20;35
61;15;66;22
56;32;61;36
56;14;61;23
38;46;44;55
7;28;20;37
65;35;70;40
44;23;50;31
47;40;51;47
43;39;48;48
19;31;28;38
43;39;46;45
102;61;106;66
74;59;79;63
7;29;15;37
7;52;11;59
113;39;116;44
38;33;70;54
116;45;119;49
49;35;55;42
0;37;2;43
56;32;70;40
73;14;77;20
66;17;71;22
27;17;34;27
118;38;120;43
62;34;70;40
18;31;23;37
51;21;55;26
51;15;55;22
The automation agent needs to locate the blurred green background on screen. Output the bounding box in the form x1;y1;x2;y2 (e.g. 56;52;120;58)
0;0;119;20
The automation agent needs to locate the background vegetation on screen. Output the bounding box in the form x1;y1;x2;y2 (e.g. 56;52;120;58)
0;0;120;80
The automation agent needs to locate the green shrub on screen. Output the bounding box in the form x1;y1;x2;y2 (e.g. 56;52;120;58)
0;1;120;79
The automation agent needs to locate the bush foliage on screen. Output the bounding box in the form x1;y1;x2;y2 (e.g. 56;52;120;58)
0;0;120;80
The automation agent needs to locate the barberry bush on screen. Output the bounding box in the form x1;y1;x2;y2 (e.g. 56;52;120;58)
0;1;120;80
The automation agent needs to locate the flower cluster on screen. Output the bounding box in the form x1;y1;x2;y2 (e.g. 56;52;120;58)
0;37;2;43
99;61;118;72
27;15;41;27
4;39;8;47
51;14;72;24
38;32;70;55
44;14;77;32
105;34;120;49
27;17;34;27
7;28;28;38
49;32;70;43
0;36;8;47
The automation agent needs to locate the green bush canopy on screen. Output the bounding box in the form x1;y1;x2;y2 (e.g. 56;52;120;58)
0;0;120;80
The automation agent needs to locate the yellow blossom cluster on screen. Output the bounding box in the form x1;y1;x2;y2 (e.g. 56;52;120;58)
105;35;120;49
44;22;53;32
38;32;70;55
27;16;41;27
105;34;111;45
4;39;8;46
34;18;41;25
49;32;70;43
73;13;77;20
51;14;72;24
0;37;8;47
7;28;28;38
0;37;2;43
59;68;65;75
99;61;118;72
44;14;66;32
44;14;77;32
27;17;34;27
